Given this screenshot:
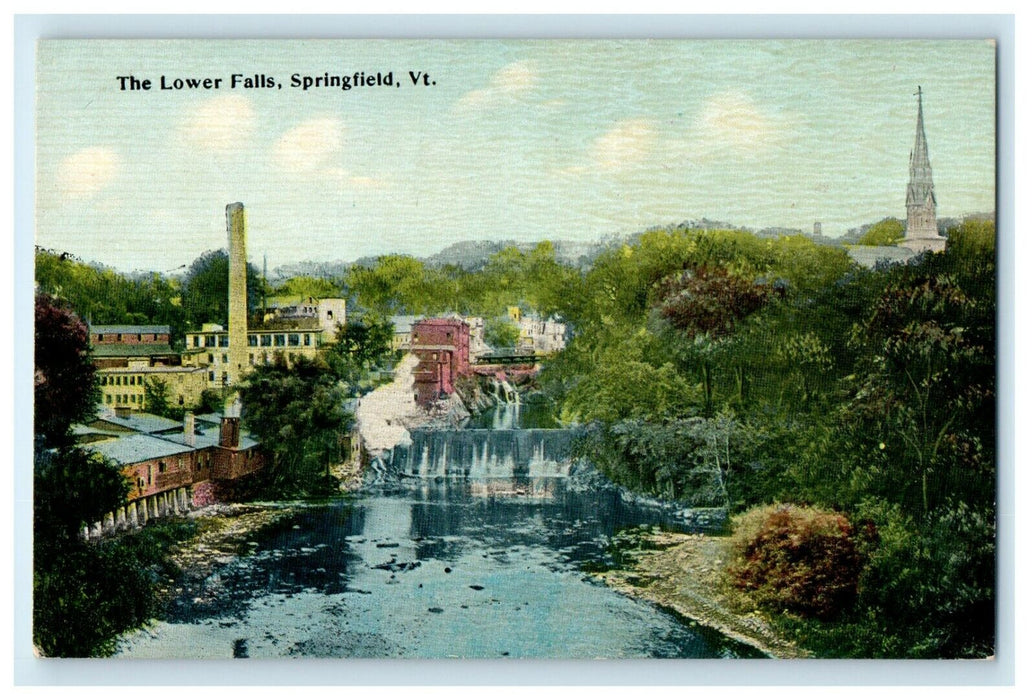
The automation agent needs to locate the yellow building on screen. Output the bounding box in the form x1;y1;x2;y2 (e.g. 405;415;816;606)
97;361;209;412
183;328;325;389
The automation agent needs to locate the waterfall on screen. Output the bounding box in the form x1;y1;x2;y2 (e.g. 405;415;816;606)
387;428;575;479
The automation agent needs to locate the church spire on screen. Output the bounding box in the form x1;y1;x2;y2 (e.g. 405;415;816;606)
901;85;945;253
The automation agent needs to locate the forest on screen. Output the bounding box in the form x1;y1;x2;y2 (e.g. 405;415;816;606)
33;218;997;658
343;220;997;657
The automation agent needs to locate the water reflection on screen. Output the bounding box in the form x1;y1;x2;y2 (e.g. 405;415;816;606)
119;478;758;659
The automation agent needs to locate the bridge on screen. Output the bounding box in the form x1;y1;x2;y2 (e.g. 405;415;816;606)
473;350;539;366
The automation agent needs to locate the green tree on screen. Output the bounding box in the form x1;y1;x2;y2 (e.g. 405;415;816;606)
274;275;343;300
345;254;431;315
182;249;265;329
240;355;354;496
484;316;520;349
35;249;188;344
857;218;905;246
325;315;395;388
143;377;185;420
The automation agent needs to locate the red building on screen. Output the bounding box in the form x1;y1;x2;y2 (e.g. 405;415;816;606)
411;317;470;406
86;411;264;518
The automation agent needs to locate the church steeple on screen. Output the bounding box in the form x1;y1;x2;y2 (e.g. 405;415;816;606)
901;85;945;253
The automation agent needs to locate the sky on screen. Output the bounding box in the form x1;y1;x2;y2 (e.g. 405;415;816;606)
35;39;997;274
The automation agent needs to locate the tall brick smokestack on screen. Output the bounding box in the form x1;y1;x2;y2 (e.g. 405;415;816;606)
226;202;248;386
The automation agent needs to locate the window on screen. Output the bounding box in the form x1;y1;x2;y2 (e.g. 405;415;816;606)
117;334;123;342
96;334;102;342
327;310;334;320
137;333;142;341
205;335;215;347
248;335;258;347
260;335;272;347
288;334;300;346
193;336;201;348
219;335;229;348
208;371;215;382
304;334;311;346
222;353;228;363
129;376;135;386
105;394;112;404
274;335;286;347
208;354;214;364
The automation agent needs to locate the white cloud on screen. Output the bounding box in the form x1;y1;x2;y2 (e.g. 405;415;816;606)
696;91;783;154
57;147;120;200
272;117;344;174
179;95;256;153
590;119;658;172
456;60;538;110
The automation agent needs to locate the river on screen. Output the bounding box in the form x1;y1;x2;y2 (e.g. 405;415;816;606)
115;407;758;659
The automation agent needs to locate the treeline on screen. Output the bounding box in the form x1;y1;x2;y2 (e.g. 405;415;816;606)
35;249;189;343
532;221;996;658
344;241;578;319
36;248;275;342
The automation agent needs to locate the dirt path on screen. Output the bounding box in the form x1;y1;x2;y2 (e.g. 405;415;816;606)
594;530;810;659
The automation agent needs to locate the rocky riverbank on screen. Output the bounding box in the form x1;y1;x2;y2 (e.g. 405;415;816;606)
593;529;810;659
157;503;300;597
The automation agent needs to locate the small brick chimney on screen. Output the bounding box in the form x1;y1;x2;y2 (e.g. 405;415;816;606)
219;416;240;449
183;412;196;447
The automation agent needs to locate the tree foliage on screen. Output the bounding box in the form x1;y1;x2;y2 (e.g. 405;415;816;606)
727;504;862;620
273;275;343;300
325;315;395;389
35;294;99;446
857;218;905;246
181;249;265;329
240;355;354;497
654;266;775;338
537;221;995;657
344;242;579;320
35;248;187;344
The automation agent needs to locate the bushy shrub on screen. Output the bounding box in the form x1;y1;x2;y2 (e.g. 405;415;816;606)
727;503;861;619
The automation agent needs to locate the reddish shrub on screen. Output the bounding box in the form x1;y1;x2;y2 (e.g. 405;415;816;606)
727;504;861;619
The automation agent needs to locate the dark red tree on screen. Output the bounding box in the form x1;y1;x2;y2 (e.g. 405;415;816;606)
653;266;774;338
35;294;99;446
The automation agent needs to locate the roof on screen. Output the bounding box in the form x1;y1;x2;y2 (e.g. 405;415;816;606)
71;424;122;438
193;412;225;426
91;343;178;358
90;324;170;335
847;245;915;268
98;364;206;375
414;317;469;328
90;432;196;465
92;412;183;434
200;426;259;451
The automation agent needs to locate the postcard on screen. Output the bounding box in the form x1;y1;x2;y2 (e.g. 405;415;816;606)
30;36;999;665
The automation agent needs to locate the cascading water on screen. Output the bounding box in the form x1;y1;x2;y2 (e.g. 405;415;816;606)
387;428;575;479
